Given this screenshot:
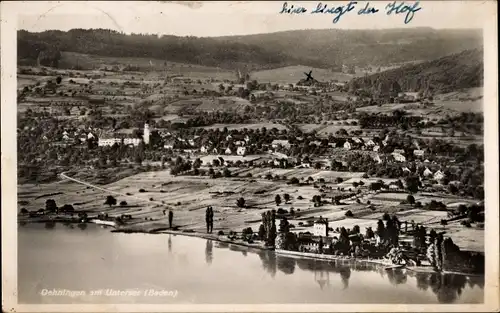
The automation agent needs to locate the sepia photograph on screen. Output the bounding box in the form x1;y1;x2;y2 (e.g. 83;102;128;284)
1;1;498;312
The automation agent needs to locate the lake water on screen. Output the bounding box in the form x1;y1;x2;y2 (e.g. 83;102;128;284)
18;223;484;304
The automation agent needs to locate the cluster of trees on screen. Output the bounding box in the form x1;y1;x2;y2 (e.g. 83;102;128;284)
348;48;483;96
358;111;422;129
169;156;193;175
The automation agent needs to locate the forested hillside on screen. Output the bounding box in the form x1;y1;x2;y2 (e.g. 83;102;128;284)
17;29;328;70
18;27;482;70
348;49;483;96
215;28;483;68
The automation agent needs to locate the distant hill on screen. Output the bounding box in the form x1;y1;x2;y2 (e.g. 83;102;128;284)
18;28;482;71
215;28;483;68
348;48;483;95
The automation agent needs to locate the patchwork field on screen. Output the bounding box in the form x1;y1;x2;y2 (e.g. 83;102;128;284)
58;52;236;80
251;65;358;84
18;169;482;252
198;123;288;131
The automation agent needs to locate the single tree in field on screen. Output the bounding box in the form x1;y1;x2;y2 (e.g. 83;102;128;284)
283;193;291;203
405;176;420;194
275;194;282;206
56;76;62;84
236;197;246;208
104;195;117;207
168;210;174;228
45;199;58;213
407;194;415;206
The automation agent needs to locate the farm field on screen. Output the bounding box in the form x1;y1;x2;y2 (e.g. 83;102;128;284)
198;122;288;131
58;52;236;80
251;65;358;84
18;168;482;252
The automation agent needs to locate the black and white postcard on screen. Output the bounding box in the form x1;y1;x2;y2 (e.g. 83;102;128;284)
1;1;498;312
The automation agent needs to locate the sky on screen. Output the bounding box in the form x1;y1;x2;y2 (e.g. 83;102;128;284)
11;1;493;37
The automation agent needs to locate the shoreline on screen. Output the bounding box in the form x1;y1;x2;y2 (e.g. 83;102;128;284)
18;220;483;276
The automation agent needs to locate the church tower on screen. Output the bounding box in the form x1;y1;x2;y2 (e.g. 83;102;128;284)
143;123;150;145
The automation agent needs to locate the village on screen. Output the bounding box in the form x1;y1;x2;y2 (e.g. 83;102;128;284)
17;56;484;276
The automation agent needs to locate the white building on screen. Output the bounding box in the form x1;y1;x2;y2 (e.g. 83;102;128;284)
393;149;405;155
143;123;150;145
313;218;329;237
365;139;376;147
271;140;291;149
373;145;380;152
98;138;122;147
343;141;352;150
237;146;246;156
188;139;195;146
225;147;232;155
392;153;406;162
423;167;433;177
434;170;446;182
398;92;421;101
200;146;208;153
372;154;382;164
413;149;425;157
124;138;141;146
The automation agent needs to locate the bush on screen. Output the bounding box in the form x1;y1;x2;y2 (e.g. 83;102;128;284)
119;201;128;206
440;219;448;226
218;230;225;236
298;222;304;226
345;210;354;217
149;198;154;201
297;195;303;200
277;208;288;214
138;189;146;193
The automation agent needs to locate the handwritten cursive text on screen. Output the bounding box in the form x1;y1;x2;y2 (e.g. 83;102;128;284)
385;1;422;24
310;1;358;24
